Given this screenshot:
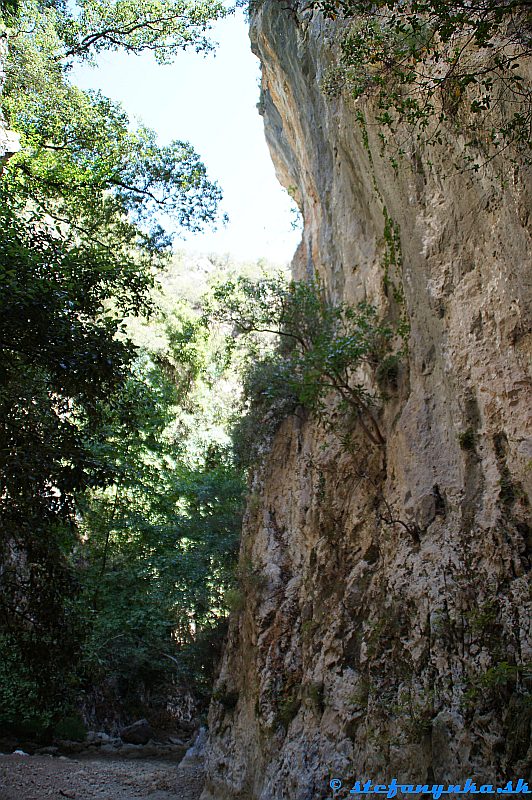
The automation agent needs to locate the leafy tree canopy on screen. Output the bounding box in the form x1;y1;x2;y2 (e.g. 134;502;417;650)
77;341;244;713
204;275;400;457
2;0;228;60
0;0;230;731
2;2;224;254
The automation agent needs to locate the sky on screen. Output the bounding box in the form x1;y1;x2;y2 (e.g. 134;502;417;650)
72;10;301;265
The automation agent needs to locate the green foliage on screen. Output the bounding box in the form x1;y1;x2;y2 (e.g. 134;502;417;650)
224;587;246;612
458;427;476;451
466;599;498;635
0;634;55;734
157;304;214;406
0;0;228;730
2;0;228;59
64;266;247;716
205;274;398;463
3;7;223;252
77;344;245;709
382;208;404;301
275;693;301;730
400;701;434;741
54;714;87;742
0;0;17;19
376;353;400;389
229;355;300;467
0;103;153;731
0;196;134;724
59;0;227;63
318;0;532;168
464;661;531;708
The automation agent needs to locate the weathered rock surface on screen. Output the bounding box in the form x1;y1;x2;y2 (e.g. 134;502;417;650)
120;719;153;745
202;2;531;799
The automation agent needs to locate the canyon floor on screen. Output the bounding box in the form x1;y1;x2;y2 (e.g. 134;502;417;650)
0;753;204;800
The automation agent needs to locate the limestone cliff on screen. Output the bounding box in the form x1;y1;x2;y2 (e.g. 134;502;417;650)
202;3;532;797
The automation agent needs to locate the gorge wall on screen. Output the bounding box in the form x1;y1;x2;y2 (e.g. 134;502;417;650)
202;3;532;797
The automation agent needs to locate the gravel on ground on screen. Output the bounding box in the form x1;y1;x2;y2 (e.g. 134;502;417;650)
0;752;204;800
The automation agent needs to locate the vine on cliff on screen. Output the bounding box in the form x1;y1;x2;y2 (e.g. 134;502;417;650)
318;0;532;169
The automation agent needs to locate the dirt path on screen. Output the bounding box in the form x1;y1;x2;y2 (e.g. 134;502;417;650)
0;753;204;800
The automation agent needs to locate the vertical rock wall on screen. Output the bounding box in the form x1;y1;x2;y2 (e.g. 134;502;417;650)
202;3;532;798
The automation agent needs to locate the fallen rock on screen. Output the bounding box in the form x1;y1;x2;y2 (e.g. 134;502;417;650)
182;727;206;763
100;743;121;754
35;746;60;756
55;740;85;754
120;718;153;745
86;731;114;745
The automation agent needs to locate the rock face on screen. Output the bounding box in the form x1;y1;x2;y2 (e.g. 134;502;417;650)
202;3;531;798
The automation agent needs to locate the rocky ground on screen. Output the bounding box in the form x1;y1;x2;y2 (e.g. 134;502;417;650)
0;749;204;800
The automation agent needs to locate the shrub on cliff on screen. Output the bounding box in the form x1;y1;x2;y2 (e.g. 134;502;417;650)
317;0;532;167
204;275;398;463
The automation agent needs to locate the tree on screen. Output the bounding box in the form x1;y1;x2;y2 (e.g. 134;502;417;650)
76;311;244;717
55;0;227;63
0;0;17;19
1;0;227;60
0;195;141;732
205;275;398;458
2;7;224;252
0;0;227;732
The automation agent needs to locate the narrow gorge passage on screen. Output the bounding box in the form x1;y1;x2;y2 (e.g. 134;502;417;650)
0;0;530;797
